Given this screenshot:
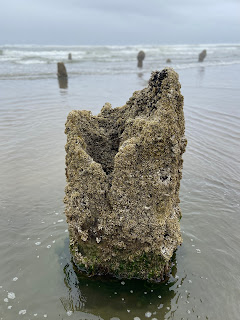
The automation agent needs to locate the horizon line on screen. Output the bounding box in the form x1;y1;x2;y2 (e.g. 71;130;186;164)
1;42;240;47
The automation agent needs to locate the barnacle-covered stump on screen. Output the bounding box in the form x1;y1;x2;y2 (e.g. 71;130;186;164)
64;68;187;282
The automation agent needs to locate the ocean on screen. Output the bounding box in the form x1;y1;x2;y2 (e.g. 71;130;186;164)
0;44;240;320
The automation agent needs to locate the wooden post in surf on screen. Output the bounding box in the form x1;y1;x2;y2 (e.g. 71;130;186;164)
57;62;68;77
137;50;145;68
57;62;68;89
198;50;207;62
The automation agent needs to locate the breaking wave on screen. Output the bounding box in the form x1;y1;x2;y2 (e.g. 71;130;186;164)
0;44;240;79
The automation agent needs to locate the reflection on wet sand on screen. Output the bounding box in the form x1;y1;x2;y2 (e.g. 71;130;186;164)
61;252;178;320
197;66;205;86
137;72;148;88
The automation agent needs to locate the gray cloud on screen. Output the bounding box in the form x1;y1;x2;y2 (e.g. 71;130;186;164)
0;0;239;44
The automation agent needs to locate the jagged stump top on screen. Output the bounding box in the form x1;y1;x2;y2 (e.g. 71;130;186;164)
64;68;187;282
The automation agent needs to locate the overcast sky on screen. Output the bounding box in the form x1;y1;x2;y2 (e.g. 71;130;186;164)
1;0;239;45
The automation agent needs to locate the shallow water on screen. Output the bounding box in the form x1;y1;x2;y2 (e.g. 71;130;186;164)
0;45;240;320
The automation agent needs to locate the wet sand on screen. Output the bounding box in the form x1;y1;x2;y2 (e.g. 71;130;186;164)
0;58;240;319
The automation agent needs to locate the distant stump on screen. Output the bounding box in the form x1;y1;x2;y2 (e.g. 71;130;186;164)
57;62;68;78
137;50;145;68
198;50;207;62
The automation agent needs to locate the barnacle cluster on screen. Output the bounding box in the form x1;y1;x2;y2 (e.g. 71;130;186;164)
64;68;187;282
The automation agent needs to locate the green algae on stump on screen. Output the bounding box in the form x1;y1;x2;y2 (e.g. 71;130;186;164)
64;68;187;282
